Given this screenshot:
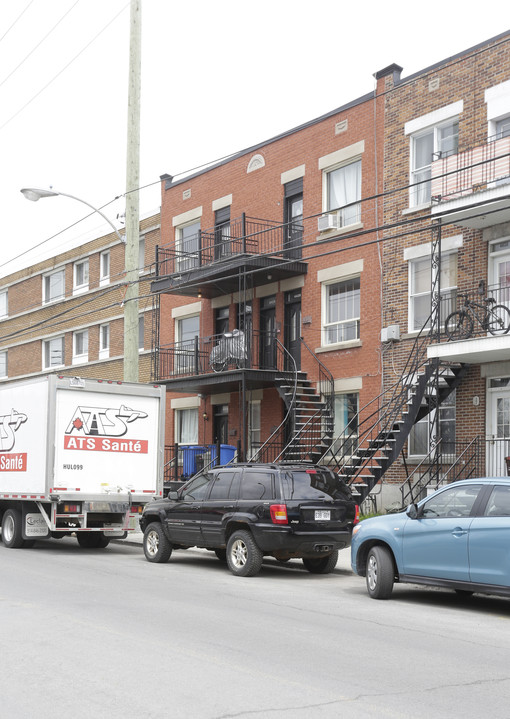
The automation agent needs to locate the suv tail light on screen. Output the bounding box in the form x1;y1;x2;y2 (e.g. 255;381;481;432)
354;505;360;525
270;504;288;525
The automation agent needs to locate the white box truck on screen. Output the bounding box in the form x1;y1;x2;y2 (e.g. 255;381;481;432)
0;375;166;549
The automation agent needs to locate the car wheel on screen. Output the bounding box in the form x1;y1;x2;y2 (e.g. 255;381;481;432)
226;530;263;577
1;508;24;548
143;522;172;563
366;546;394;599
302;551;339;574
214;548;227;562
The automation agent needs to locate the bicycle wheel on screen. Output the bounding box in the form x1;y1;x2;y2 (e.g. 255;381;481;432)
444;311;473;340
487;304;510;335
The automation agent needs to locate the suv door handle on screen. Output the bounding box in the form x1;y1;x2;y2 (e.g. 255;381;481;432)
223;505;234;510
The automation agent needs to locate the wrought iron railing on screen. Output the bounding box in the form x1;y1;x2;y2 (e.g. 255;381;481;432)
431;133;510;202
155;214;304;277
440;282;510;341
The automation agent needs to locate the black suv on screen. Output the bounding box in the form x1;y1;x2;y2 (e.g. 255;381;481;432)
140;463;358;577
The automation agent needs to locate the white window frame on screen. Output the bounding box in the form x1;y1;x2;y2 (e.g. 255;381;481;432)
43;336;65;369
43;269;65;304
99;323;110;359
323;158;362;227
247;400;261;461
0;290;7;319
73;259;89;295
72;329;89;365
176;220;201;271
321;276;361;347
100;250;110;286
0;350;7;378
408;252;458;333
408;389;456;460
175;407;199;445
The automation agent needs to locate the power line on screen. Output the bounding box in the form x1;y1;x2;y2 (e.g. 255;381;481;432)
0;0;35;44
0;2;129;131
0;1;81;89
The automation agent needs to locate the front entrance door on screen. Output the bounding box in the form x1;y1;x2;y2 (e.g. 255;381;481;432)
259;296;276;369
488;378;510;475
284;290;301;371
213;404;229;446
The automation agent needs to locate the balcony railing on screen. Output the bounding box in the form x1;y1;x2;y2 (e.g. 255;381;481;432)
156;329;289;381
439;283;510;341
156;214;304;277
431;134;510;202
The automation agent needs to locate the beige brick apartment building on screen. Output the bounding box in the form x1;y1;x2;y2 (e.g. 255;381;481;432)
0;212;160;384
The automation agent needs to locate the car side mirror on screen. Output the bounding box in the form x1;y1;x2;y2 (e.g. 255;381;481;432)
406;503;419;519
169;491;179;500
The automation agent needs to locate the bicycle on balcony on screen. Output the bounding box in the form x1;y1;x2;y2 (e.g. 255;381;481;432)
209;329;247;372
444;293;510;340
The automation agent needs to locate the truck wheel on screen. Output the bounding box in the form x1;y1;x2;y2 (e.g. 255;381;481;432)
77;533;110;549
302;551;339;574
143;522;172;563
1;508;24;548
366;546;394;599
226;530;263;577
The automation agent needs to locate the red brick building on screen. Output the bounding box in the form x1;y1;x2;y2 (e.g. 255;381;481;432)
152;76;388;488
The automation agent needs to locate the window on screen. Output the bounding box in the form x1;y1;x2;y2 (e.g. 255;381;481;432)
333;393;358;456
43;336;64;368
484;485;510;516
495;117;510;140
239;472;274;500
43;269;65;304
209;471;239;501
99;323;110;359
139;315;144;351
421;484;481;519
182;473;212;501
409;390;456;458
73;330;89;364
175;314;199;373
409;252;457;332
177;221;201;271
100;251;110;286
325;159;361;226
139;237;145;274
0;351;7;378
0;290;7;319
323;277;360;345
411;120;459;206
73;259;89;294
247;400;261;460
175;407;198;444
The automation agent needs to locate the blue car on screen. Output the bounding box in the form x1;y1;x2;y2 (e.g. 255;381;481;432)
351;478;510;599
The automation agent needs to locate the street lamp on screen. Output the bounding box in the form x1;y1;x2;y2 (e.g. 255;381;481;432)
20;186;139;382
20;187;125;244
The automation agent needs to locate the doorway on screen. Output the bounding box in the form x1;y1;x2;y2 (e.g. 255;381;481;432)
284;289;301;371
259;295;277;369
213;404;229;446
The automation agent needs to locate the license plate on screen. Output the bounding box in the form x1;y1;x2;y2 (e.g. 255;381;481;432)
315;510;330;521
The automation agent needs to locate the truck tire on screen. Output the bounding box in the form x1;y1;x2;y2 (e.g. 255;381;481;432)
77;533;110;549
366;545;394;599
226;530;263;577
143;522;172;563
1;508;25;548
302;550;339;574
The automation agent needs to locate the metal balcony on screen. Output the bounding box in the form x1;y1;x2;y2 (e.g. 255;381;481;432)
430;134;510;229
151;214;307;298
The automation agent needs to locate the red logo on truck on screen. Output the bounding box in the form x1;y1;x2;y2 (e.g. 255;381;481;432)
64;405;148;454
0;409;28;471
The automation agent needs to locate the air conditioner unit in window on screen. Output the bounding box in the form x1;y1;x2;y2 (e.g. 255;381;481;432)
318;212;342;232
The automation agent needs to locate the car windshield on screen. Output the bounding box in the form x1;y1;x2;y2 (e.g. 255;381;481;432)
282;470;351;501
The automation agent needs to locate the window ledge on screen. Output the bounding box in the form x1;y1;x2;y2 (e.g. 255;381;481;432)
315;339;362;353
402;203;431;216
316;222;363;241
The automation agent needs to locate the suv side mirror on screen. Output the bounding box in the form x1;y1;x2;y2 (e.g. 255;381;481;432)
169;491;179;500
406;503;419;519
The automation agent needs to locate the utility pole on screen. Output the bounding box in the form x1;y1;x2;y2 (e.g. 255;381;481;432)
123;0;141;382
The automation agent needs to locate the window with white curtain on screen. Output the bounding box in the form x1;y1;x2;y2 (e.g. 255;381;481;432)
326;159;361;226
43;336;64;368
411;120;458;206
176;408;198;444
100;250;110;286
43;269;65;304
408;252;457;332
99;323;110;359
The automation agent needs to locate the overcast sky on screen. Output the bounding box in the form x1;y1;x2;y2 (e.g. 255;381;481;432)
0;0;508;278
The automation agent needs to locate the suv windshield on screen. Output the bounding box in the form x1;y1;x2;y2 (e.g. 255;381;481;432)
281;469;351;501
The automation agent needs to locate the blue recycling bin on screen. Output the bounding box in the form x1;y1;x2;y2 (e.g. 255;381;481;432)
181;445;206;477
210;444;236;466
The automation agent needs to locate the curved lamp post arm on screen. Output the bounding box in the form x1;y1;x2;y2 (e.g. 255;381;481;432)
20;188;125;244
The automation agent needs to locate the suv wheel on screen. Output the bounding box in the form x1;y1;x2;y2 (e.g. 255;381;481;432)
226;530;263;577
366;546;394;599
302;551;338;574
143;522;172;563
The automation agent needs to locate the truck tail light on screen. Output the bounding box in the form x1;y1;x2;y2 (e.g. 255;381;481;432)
270;504;288;525
130;504;144;514
63;503;81;514
354;505;360;525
